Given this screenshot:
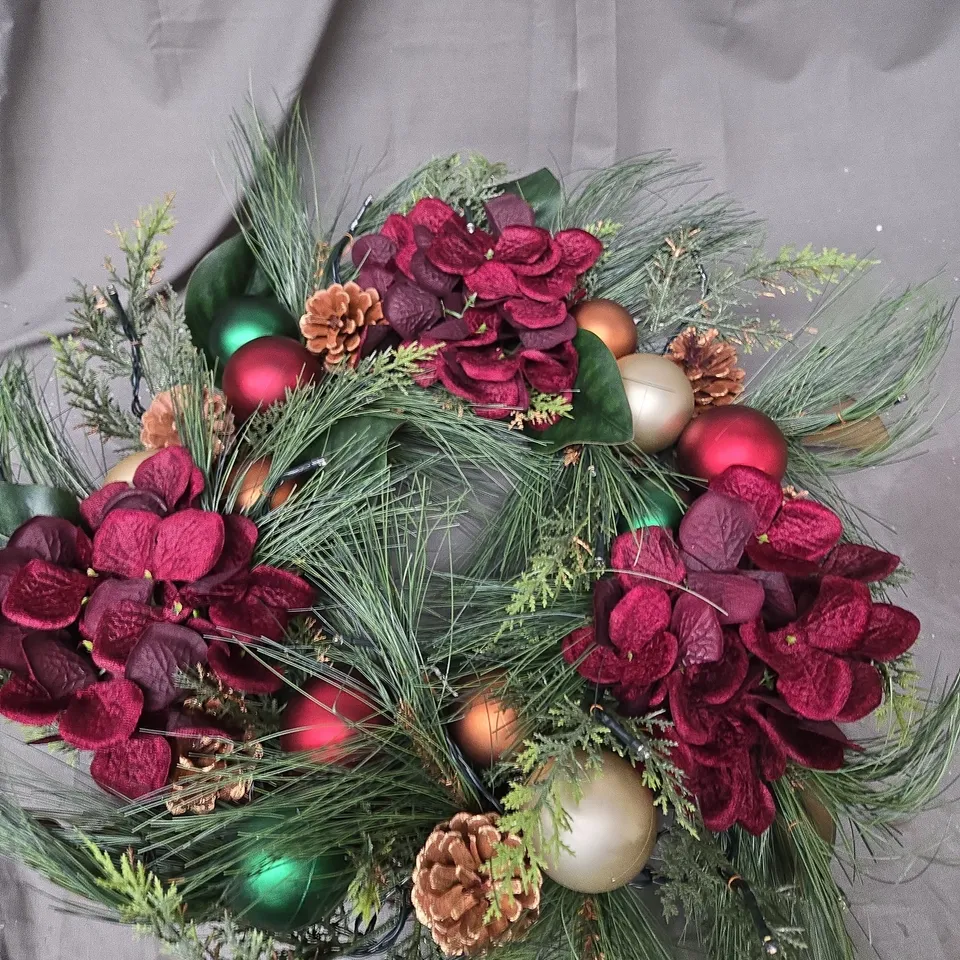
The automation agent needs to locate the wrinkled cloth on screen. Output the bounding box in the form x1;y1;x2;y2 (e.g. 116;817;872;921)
2;2;960;959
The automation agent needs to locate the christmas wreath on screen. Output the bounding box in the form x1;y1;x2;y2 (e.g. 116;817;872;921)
0;110;956;960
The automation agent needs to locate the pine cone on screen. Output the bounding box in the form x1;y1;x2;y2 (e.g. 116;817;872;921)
666;327;745;413
412;812;541;957
141;386;234;452
300;281;385;371
165;736;261;816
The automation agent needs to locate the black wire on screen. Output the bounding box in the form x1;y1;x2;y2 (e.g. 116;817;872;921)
105;283;145;417
445;733;504;814
329;195;375;286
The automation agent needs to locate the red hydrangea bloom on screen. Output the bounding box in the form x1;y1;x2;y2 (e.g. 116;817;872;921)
351;193;602;422
0;446;314;799
562;465;918;834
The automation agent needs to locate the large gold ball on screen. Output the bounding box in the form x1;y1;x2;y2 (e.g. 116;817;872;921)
617;353;695;452
535;750;658;893
450;679;521;768
573;299;638;359
103;449;157;486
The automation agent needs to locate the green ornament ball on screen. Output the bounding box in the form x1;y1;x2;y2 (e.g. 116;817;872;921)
621;480;685;532
208;297;299;365
225;820;348;933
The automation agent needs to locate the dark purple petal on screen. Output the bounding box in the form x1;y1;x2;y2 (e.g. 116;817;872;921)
678;491;758;572
124;623;209;711
23;633;96;699
383;282;442;339
484;194;536;233
686;572;765;625
670;592;723;665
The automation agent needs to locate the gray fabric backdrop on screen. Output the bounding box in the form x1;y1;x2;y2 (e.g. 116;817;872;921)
1;1;959;957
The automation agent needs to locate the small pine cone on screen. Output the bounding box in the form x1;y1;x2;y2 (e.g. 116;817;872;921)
165;736;261;816
666;327;745;413
140;386;234;452
300;281;385;371
411;812;542;957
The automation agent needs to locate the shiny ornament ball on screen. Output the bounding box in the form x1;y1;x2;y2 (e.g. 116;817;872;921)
222;336;321;422
450;680;521;768
617;353;695;453
226;817;347;932
799;786;836;846
676;405;788;482
573;299;638;359
209;296;298;366
534;750;658;893
281;677;383;763
228;457;296;511
103;449;156;486
621;479;686;532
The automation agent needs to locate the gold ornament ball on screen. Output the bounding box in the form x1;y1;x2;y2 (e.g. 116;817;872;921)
573;299;638;359
617;353;695;453
450;680;521;768
534;750;658;893
103;449;157;486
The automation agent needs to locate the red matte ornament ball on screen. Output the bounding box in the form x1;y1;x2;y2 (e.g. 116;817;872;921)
676;405;788;482
280;677;382;763
222;336;321;421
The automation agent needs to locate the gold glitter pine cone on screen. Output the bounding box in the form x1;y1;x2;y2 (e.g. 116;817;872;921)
165;735;261;816
411;812;542;957
300;281;385;371
666;326;745;412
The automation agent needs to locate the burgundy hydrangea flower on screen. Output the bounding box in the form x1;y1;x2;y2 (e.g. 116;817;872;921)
351;193;602;423
561;465;918;834
0;447;314;799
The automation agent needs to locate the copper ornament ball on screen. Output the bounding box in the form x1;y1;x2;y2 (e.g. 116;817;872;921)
617;353;696;452
534;750;658;893
222;335;321;422
228;457;297;511
573;299;638;359
103;449;156;486
675;404;788;482
280;677;383;764
450;681;521;768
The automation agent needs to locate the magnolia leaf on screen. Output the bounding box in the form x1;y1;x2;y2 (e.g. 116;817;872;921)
184;233;257;357
500;168;563;229
295;415;400;477
538;330;633;453
0;482;80;539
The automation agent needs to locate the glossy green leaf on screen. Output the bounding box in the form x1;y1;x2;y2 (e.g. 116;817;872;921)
295;415;400;477
184;233;257;357
538;329;633;454
0;482;81;539
500;168;563;229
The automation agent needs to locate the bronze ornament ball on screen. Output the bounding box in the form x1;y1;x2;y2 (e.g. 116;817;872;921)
675;404;788;482
534;750;658;893
617;353;696;452
450;679;521;768
222;335;321;422
573;299;638;359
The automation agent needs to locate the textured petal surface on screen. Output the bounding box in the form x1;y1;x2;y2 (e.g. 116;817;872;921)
686;571;765;625
125;623;209;711
93;509;161;578
2;560;91;630
248;566;315;609
709;465;781;531
679;492;758;573
611;527;686;591
859;604;921;661
23;633;96;698
670;592;723;665
90;734;172;799
820;543;901;582
59;679;143;749
152;510;225;581
0;675;61;725
207;639;284;693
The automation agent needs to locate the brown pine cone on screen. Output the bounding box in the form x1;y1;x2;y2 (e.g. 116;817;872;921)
300;281;385;371
666;327;745;413
412;812;541;957
165;735;261;816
